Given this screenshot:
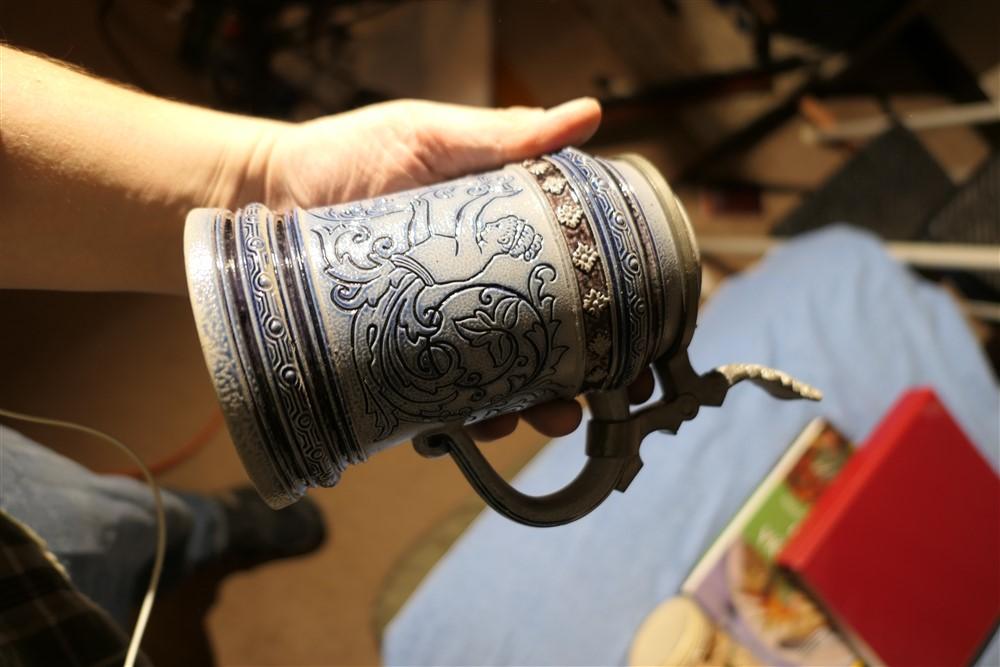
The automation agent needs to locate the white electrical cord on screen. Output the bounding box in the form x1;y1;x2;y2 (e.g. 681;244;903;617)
0;407;165;667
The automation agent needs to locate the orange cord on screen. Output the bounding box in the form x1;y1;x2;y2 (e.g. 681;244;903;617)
799;95;838;132
104;409;225;478
799;95;861;153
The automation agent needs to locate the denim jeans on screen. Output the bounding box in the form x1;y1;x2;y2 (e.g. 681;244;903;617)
0;427;226;627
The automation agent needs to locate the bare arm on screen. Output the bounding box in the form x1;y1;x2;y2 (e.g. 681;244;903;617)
0;46;278;293
1;46;605;297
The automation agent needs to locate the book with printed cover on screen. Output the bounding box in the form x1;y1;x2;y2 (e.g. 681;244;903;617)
681;418;859;666
778;388;1000;666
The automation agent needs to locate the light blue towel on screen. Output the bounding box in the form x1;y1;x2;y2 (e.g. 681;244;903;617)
384;227;1000;666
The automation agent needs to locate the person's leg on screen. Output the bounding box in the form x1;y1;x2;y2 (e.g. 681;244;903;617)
0;423;327;628
0;425;228;626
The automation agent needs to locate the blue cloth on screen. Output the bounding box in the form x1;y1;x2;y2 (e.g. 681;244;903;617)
383;227;1000;666
0;427;227;626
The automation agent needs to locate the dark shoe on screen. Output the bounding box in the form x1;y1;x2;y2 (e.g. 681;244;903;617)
143;488;327;665
215;487;327;568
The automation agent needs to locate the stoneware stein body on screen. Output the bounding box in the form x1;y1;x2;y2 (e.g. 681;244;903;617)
185;147;816;521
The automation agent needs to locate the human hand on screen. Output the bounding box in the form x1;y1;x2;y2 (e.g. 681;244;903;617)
242;97;652;440
248;97;602;208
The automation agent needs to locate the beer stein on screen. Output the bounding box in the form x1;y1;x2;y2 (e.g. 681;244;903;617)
184;148;819;526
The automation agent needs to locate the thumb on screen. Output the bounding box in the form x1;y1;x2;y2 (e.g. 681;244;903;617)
507;97;603;158
429;97;602;177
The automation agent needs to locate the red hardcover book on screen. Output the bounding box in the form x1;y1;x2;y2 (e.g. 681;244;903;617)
778;388;1000;666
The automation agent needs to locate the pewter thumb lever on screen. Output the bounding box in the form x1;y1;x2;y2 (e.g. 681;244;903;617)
413;353;820;527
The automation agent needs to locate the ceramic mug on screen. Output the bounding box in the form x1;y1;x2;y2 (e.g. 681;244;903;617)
184;147;818;525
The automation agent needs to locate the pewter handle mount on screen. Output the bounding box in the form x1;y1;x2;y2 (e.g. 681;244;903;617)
412;353;822;527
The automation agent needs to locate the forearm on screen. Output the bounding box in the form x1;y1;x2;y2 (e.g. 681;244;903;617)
0;46;283;294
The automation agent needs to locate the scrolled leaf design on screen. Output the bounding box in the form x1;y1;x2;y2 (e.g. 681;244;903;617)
310;174;570;439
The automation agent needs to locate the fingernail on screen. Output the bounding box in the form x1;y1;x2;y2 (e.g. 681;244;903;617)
546;97;599;117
